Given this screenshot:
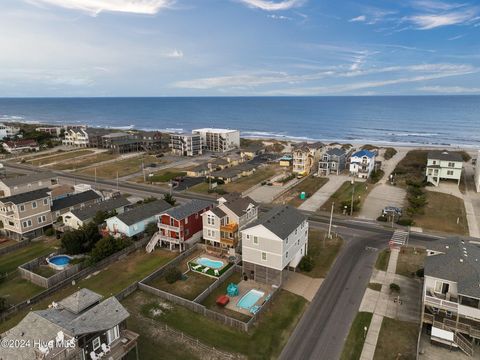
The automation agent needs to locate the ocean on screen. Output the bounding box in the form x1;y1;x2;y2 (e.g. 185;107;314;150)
0;96;478;147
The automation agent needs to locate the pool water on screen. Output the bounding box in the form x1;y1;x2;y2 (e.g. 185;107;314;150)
237;289;265;310
196;257;224;269
49;256;71;266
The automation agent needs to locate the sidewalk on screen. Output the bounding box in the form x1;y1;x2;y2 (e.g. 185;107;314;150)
298;175;349;211
360;248;400;360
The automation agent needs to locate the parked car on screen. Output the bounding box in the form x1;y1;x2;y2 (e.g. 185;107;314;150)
382;206;403;217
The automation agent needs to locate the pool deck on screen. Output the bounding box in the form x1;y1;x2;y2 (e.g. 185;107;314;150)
192;253;227;271
224;279;274;316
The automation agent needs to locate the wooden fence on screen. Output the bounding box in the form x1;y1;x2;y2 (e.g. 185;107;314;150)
0;239;29;256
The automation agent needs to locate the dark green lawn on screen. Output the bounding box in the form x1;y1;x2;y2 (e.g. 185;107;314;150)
340;312;373;360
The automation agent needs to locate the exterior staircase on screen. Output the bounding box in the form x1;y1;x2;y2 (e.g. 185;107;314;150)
146;232;161;253
454;332;474;357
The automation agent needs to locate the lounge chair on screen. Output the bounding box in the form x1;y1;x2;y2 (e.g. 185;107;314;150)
90;352;100;360
101;343;111;354
214;269;220;276
202;267;210;273
192;264;202;270
250;305;260;314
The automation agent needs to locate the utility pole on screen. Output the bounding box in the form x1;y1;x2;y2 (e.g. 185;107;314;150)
94;167;97;189
350;178;355;216
328;201;334;240
116;171;119;191
142;159;146;182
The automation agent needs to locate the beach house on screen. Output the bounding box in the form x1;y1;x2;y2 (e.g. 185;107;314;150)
192;128;240;153
318;148;347;176
1;288;139;360
63;128;89;147
51;189;102;218
240;205;308;286
0;172;58;197
349;149;376;179
0;123;20;139
147;199;213;252
3;139;39;153
421;238;480;356
106;199;171;237
426;150;463;187
170;132;203;156
202;193;259;252
292;142;323;176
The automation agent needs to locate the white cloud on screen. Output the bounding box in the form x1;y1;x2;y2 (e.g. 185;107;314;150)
411;0;465;12
418;85;480;93
349;15;366;22
26;0;174;15
237;0;306;11
406;8;478;29
268;14;291;20
165;49;183;58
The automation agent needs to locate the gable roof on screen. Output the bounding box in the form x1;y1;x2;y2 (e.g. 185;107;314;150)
325;148;346;157
427;150;463;162
162;199;213;220
70;196;130;221
242;205;307;239
1;171;57;187
0;188;50;205
222;196;258;217
115;199;171;226
51;190;101;212
352;149;375;158
425;238;480;299
210;207;227;218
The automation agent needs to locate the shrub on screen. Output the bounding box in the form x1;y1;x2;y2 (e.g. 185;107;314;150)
44;228;55;237
384;147;397;160
416;268;424;278
145;222;158;237
299;255;315;272
88;236;132;264
397;218;414;226
165;267;183;284
390;283;401;293
369;169;384;184
261;181;267;186
163;193;176;206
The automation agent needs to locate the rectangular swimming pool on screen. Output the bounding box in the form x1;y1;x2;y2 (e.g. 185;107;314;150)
237;289;265;310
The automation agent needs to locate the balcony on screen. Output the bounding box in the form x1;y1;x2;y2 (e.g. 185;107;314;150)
220;236;237;247
221;223;238;232
158;223;182;232
109;329;140;359
425;294;459;312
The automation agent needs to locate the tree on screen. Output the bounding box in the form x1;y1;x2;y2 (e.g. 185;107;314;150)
143;196;157;204
165;267;182;284
163;193;176;206
93;209;116;225
88;236;132;264
145;222;158;237
61;222;102;255
299;255;315;272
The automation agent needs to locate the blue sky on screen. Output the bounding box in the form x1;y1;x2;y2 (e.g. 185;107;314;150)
1;0;480;96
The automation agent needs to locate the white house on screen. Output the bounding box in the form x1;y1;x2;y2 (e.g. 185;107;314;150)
240;205;308;286
170;132;203;156
0;123;20;139
349;150;376;179
426;150;463;187
202;193;258;253
62;128;89;147
192;128;240;153
422;238;480;356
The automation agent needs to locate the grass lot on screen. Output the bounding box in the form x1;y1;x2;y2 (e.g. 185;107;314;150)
51;152;117;171
413;191;469;235
149;271;215;300
0;248;176;333
392;150;428;186
396;247;426;278
144;168;187;183
373;317;418;360
0;277;45;306
33;265;58;278
128;288;307;359
340;312;373;360
28;149;94;166
201;271;252;322
320;180;372;214
368;283;382;291
284;176;329;208
375;249;391;271
301;229;343;278
78;155;163;179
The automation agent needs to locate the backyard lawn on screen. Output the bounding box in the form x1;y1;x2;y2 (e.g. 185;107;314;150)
78;155;164;179
127;288;307;360
373;317;418;360
277;176;329;207
0;277;45;306
375;249;391;271
319;180;372;215
51;152;117;171
148;271;215;300
28;149;94;166
340;312;373;360
300;229;343;278
396;247;426;278
413;191;469;235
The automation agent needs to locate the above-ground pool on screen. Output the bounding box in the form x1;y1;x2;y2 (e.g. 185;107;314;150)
196;257;224;269
237;289;265;310
47;255;72;271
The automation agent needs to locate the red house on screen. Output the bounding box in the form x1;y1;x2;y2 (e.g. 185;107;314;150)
156;199;213;252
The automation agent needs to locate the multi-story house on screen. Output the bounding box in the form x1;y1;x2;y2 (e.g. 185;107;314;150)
421;238;480;356
292;142;323;176
426;150;463;187
240;205;308;286
139;131;169;152
51;189;102;218
85;128;111;148
1;288;139;360
106;199;171;238
147;199;213;252
0;172;58;197
202;194;259;253
192;128;240;153
63;128;90;147
349;149;376;179
170;133;203;156
318;148;347;176
3;139;39;153
0;188;53;240
35;126;63;137
0;123;20;139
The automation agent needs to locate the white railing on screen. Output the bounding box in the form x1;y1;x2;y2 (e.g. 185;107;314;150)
158;223;182;232
425;294;458;311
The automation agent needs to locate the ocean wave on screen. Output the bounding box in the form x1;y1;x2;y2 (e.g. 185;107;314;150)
242;131;315;142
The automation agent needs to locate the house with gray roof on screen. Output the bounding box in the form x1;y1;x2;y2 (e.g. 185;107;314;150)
0;171;58;196
1;288;138;360
146;199;213;252
318;148;347;176
51;189;102;217
426;150;463;187
240;205;308;286
422;238;480;355
106;199;171;238
62;196;131;230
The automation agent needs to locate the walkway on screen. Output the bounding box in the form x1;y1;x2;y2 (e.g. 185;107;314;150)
298;175;350;211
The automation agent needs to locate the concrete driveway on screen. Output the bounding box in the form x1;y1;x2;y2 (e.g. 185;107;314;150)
359;184;406;220
282;272;323;302
298;175;350;211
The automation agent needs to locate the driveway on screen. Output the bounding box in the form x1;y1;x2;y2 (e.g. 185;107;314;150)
298;175;350;211
359;184;406;220
282;272;323;302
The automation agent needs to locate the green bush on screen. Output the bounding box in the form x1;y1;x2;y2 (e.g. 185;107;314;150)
397;218;414;226
389;283;401;293
299;255;315;272
369;169;384;184
44;228;55;237
165;267;183;284
416;268;424;278
384;147;397;160
88;236;132;264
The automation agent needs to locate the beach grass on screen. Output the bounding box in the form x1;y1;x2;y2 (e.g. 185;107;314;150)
51;152;117;171
28;149;94;166
77;155;163;179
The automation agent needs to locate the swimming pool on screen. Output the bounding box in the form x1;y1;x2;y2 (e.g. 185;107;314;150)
196;257;224;269
47;255;72;271
237;289;265;310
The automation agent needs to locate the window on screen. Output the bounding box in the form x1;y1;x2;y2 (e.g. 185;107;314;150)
286;237;289;244
92;337;101;351
246;234;250;239
207;229;212;237
261;252;267;261
107;325;120;344
434;281;449;295
38;216;43;224
43;199;48;206
295;229;297;235
185;217;188;225
32;201;37;209
253;236;258;245
447;170;454;176
19;205;25;212
286;251;289;258
22;221;28;228
448;162;455;168
432;160;436;165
